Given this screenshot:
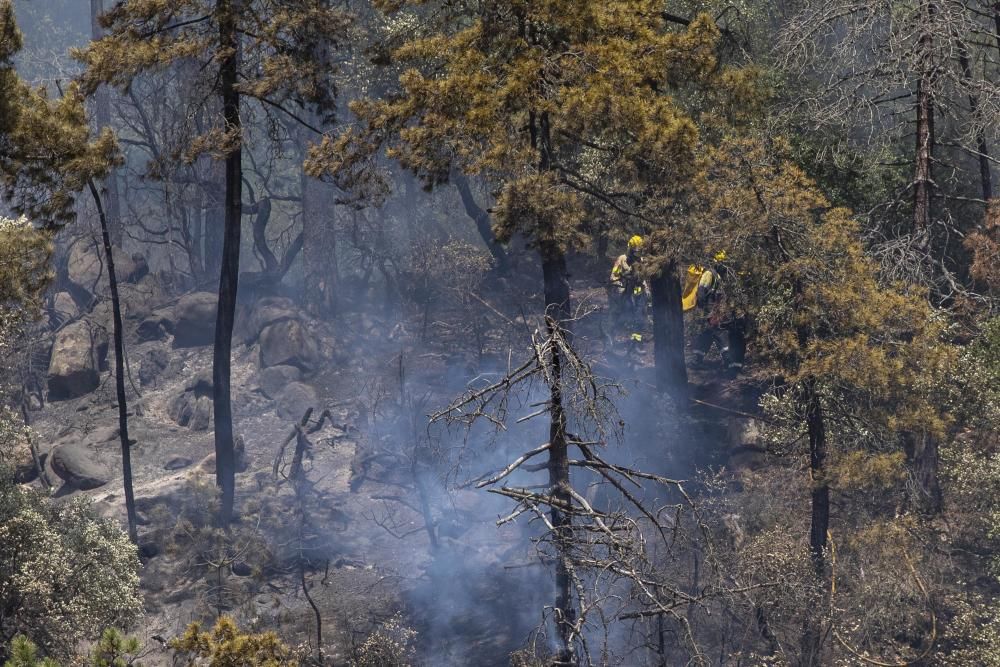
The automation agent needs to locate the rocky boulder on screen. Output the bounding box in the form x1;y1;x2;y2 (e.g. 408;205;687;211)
173;292;218;348
67;243;147;303
197;436;249;474
259;319;319;373
50;292;79;327
137;308;175;342
11;437;40;484
246;297;299;342
47;320;107;400
167;371;213;430
138;346;172;387
50;442;110;490
258;365;302;400
275;381;318;421
118;274;166;321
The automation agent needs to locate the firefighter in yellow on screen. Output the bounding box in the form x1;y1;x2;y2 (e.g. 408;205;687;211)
689;251;744;373
609;235;648;344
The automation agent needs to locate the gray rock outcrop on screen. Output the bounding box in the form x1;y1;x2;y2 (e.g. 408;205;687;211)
173;292;218;348
275;381;318;421
167;371;213;430
51;292;79;327
47;320;106;400
259;319;319;372
67;242;147;304
246;297;299;341
258;365;302;400
50;443;110;490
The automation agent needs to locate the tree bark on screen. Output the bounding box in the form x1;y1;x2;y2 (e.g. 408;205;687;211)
213;0;242;527
801;378;829;664
302;167;338;317
913;2;937;232
547;326;576;666
453;171;509;272
903;429;943;514
89;180;138;543
541;250;575;664
202;161;226;286
89;0;122;246
957;38;992;202
650;261;688;402
994;3;1000;61
535;100;578;661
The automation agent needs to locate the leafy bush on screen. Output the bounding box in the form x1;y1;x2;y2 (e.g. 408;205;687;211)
171;616;295;666
352;614;416;667
0;426;142;660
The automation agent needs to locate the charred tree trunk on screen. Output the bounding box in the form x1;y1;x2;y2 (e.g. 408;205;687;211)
89;180;138;543
536;104;576;663
541;244;575;663
650;261;688;402
89;0;122;246
302;168;338;317
801;378;829;664
957;38;992;202
213;0;242;527
994;3;1000;61
903;430;943;514
546;319;576;666
913;2;937;233
453;171;509;272
203;162;226;286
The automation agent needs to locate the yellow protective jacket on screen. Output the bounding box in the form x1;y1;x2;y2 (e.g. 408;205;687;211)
682;266;718;311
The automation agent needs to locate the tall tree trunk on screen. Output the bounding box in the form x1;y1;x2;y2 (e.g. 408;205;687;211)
650;261;688;402
541;240;575;664
213;0;242;527
535;102;577;662
203;162;226;286
801;378;829;665
903;430;943;513
89;180;138;543
994;3;1000;60
302;168;338;317
913;2;937;233
957;38;992;202
188;187;206;285
546;318;575;666
453;171;509;272
89;0;122;246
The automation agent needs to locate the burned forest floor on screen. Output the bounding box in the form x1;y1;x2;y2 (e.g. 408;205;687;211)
22;254;766;666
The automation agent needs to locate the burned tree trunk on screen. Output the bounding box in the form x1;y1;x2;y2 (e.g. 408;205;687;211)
546;313;576;665
801;378;829;664
904;429;943;514
212;0;242;527
913;2;937;233
539;235;576;662
89;0;122;246
650;261;688;402
203;162;226;286
454;171;509;273
302;169;338;317
957;38;992;202
89;180;138;543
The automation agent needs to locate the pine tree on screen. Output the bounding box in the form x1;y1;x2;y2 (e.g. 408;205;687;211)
311;3;765;659
0;0;139;540
79;0;351;525
696;135;955;660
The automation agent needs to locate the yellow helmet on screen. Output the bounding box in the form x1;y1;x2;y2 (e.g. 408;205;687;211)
628;235;644;251
713;250;727;262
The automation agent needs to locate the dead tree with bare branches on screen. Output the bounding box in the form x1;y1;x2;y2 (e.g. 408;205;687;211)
430;311;746;665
